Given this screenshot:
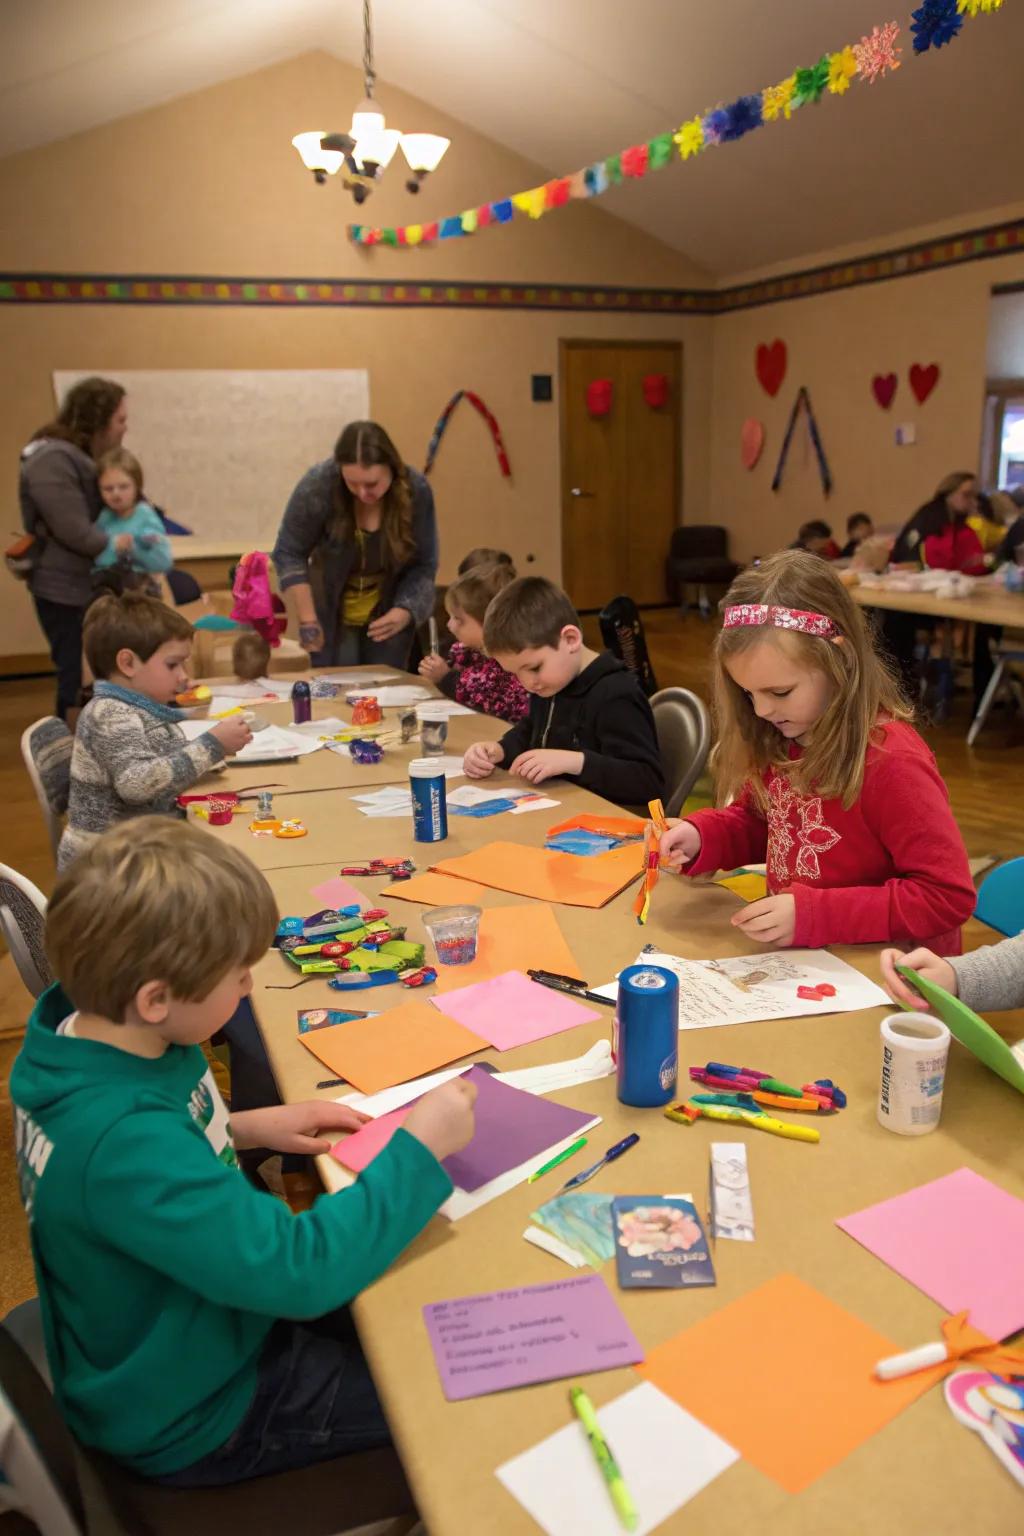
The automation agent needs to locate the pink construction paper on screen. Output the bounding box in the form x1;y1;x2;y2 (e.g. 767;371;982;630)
309;876;369;910
331;1106;411;1173
430;969;599;1052
836;1167;1024;1341
423;1275;643;1400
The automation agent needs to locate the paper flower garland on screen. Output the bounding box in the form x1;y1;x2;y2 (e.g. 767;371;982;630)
910;0;964;51
348;6;1005;249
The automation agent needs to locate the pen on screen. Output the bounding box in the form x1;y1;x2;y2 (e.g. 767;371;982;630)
706;1062;773;1079
569;1386;638;1532
428;616;439;655
528;973;615;1008
689;1071;828;1111
526;1137;589;1183
560;1133;639;1190
316;1077;346;1089
529;968;589;989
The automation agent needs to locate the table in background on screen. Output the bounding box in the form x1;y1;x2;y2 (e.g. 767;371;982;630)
248;778;1024;1536
851;575;1024;629
168;537;242;589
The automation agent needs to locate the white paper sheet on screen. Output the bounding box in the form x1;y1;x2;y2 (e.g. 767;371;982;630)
496;1382;739;1536
320;671;401;687
230;725;325;761
346;685;432;707
595;948;889;1029
413;699;475;716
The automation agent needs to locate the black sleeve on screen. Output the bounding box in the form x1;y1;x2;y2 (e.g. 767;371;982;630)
577;683;665;808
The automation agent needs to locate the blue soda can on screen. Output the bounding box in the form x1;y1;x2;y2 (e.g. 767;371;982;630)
409;758;447;843
614;964;678;1107
291;679;312;724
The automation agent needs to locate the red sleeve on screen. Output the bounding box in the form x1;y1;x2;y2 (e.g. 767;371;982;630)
790;750;975;950
682;785;768;877
923;524;985;575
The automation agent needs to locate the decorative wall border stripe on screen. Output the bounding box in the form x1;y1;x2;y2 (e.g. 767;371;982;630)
1;216;1022;316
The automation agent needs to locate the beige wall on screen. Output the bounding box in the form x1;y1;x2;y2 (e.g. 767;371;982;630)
0;51;712;658
709;248;1024;562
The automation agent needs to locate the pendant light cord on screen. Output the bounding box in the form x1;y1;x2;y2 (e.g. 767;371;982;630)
362;0;376;99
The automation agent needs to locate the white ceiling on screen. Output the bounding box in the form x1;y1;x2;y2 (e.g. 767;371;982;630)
4;0;1024;276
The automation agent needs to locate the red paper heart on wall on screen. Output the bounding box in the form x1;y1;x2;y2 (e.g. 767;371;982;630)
872;373;897;410
909;362;940;404
755;340;787;397
740;418;765;470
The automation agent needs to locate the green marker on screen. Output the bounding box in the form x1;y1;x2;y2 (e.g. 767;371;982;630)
755;1076;803;1098
526;1137;588;1184
569;1386;638;1531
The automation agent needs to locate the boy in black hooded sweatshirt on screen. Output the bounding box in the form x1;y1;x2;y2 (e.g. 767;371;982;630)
462;576;664;809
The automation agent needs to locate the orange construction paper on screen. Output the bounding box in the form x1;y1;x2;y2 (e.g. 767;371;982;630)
381;872;488;906
430;841;644;909
637;1274;945;1493
298;999;486;1095
433;903;580;994
545;813;645;839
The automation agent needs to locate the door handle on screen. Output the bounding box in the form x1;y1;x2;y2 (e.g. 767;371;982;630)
570;488;595;498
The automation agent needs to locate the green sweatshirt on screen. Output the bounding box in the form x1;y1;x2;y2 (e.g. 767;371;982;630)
10;985;453;1477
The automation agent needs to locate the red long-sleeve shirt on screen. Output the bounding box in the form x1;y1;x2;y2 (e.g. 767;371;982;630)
682;722;975;954
922;522;986;575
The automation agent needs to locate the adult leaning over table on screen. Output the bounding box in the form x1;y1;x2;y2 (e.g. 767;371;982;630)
272;419;438;668
19;376;130;721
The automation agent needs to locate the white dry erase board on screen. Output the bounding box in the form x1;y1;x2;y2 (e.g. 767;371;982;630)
53;370;370;548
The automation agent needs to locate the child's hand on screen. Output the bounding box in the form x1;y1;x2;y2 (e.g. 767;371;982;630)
418;654;450;684
731;892;796;946
659;819;702;871
404;1078;478;1162
880;947;956;1011
232;1101;371;1156
508;748;583;784
114;533;134;555
464;740;503;778
210;715;254;755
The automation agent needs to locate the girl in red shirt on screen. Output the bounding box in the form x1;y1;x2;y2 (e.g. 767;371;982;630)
659;551;975;954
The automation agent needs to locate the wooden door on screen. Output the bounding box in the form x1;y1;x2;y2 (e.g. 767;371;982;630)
560;340;681;609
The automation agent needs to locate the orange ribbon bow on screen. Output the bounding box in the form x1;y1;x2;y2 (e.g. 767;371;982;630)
936;1311;1024;1378
633;799;668;926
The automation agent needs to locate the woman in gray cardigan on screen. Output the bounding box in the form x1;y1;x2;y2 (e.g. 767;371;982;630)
272;420;438;668
20;377;129;720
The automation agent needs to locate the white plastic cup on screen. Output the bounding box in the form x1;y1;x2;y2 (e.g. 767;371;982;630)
877;1012;951;1136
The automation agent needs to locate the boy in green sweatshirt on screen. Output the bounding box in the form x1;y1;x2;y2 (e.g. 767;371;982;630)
10;819;476;1487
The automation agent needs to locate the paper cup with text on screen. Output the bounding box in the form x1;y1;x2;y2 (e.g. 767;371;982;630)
877;1012;951;1136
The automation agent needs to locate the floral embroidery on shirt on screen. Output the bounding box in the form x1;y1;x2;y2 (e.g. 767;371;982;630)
449;643;530;722
766;776;842;884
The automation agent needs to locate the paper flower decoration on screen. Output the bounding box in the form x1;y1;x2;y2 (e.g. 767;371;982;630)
584;163;609;196
460;209;478;234
828;46;858;94
957;0;1003;11
511;187;547;220
622;143;650;178
647;132;675;170
674;116;705;159
793;56;831;106
762;76;797;121
720;94;764;140
854;21;903;82
544;177;571;208
702;108;728;146
910;0;963;52
604;153;623;184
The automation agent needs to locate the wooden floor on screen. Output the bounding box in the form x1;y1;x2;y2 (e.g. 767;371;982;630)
1;614;1022;1312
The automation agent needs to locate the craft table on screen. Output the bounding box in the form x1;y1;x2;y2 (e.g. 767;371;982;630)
247;779;1024;1534
850;574;1024;630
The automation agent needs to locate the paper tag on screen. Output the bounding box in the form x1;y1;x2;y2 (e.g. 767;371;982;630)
710;1143;755;1241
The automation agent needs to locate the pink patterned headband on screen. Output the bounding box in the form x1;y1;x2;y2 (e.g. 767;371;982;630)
722;603;840;640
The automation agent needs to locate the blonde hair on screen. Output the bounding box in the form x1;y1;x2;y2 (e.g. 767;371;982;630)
712;550;911;810
96;447;144;502
232;629;272;681
83;591;193;679
934;471;975;501
46;820;278;1020
445;561;517;624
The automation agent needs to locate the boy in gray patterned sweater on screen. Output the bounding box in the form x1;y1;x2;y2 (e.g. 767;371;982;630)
58;593;253;871
882;933;1024;1015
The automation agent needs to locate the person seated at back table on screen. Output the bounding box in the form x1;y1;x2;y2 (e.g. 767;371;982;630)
839;512;874;560
418;558;529;722
462;575;664;808
789;520;840;560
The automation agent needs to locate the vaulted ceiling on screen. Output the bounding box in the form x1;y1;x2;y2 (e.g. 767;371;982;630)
5;0;1023;275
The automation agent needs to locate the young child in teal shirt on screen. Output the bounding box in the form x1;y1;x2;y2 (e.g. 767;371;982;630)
10;819;477;1486
93;447;172;588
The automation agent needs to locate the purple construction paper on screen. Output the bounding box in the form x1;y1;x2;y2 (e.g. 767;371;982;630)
441;1065;594;1192
423;1274;643;1400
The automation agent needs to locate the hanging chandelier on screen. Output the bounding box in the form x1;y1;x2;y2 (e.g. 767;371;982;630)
292;0;449;204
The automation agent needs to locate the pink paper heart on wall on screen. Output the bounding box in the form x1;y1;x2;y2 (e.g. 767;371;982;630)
909;362;940;405
872;373;897;410
740;418;765;470
755;340;787;397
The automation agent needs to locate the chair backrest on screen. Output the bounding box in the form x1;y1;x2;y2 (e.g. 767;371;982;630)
0;1315;84;1536
598;596;658;697
20;718;73;864
650;687;712;818
0;865;51;999
164;568;202;606
974;855;1024;937
669;525;729;561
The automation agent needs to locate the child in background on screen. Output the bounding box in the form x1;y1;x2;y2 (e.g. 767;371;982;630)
789;520;840;560
839;512;875;560
232;629;272;683
967;491;1008;556
11;819;476;1486
658;551;975;953
59;592;252;870
93;449;172;591
457;547;514;575
881;933;1024;1017
463;576;664;807
418;561;529;721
